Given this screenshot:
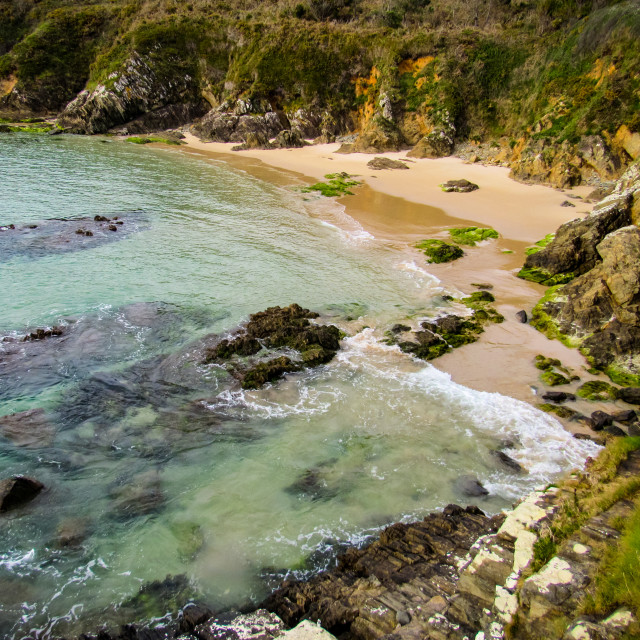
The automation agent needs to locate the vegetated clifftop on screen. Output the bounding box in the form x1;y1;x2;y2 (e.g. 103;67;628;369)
1;0;640;186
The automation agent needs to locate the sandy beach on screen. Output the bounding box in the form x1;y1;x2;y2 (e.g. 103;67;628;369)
178;134;618;435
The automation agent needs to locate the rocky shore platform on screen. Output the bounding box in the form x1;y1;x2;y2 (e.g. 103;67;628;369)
71;437;640;640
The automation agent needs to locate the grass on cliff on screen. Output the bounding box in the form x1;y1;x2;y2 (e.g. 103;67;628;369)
589;495;640;620
530;437;640;576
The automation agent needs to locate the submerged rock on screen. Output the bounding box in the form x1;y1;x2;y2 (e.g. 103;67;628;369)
109;470;165;519
456;474;489;497
0;408;55;448
0;212;142;261
0;476;44;512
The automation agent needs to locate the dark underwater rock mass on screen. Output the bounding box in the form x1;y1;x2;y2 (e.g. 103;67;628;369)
0;212;145;261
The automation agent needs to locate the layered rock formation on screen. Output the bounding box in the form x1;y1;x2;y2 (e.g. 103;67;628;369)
520;162;640;383
57;53;208;134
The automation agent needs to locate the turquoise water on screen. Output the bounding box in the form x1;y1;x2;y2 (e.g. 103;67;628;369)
0;134;597;639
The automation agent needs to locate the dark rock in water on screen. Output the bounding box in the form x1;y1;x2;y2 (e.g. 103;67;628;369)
515;310;528;323
0;213;143;261
471;282;493;290
205;337;262;361
390;324;411;334
108;224;118;231
95;215;110;222
366;157;409;171
242;357;300;390
590;410;613;431
55;517;90;548
618;387;640;405
0;408;55;448
195;609;284;640
434;314;465;335
204;304;341;389
179;602;215;633
261;505;501;636
109;470;164;519
541;391;576;403
490;450;524;473
604;424;627;437
612;409;637;424
23;326;64;341
440;179;479;193
560;200;576;207
120;574;198;624
0;476;44;512
455;475;489;497
285;467;338;502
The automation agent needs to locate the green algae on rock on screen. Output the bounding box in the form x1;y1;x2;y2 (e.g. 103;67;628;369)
203;304;342;389
391;291;503;361
302;173;361;197
525;233;556;256
415;239;464;264
448;226;499;246
576;381;620;402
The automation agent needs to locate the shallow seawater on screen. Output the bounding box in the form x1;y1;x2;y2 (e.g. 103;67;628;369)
0;134;598;639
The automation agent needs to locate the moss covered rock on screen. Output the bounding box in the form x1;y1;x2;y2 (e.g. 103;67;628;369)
576;381;619;402
415;239;464;264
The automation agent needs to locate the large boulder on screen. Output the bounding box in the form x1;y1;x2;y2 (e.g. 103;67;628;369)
193;101;286;143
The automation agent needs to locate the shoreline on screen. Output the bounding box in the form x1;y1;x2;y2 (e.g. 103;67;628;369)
175;135;617;434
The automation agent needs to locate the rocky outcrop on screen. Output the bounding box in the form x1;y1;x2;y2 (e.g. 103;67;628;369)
262;504;502;639
388;292;504;360
57;53;208;134
193;98;286;143
509;135;627;189
203;304;341;389
523;162;640;383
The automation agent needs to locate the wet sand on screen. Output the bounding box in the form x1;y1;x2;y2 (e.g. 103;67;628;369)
173;135;619;437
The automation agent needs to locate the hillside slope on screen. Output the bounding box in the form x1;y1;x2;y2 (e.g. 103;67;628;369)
1;0;639;186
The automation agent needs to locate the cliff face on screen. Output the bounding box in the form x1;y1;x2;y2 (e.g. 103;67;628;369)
1;0;639;186
519;162;640;385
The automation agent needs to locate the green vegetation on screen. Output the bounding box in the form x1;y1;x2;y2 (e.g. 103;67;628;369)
517;265;575;286
448;227;499;246
302;173;361;197
536;354;578;386
525;233;555;256
604;366;640;388
576;380;619;401
126;136;183;145
538;403;577;419
541;370;571;386
528;437;640;575
415;239;464;263
591;495;640;619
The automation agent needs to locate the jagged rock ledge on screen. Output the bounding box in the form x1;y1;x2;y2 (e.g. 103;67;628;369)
79;441;640;640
